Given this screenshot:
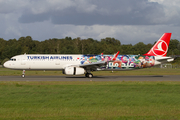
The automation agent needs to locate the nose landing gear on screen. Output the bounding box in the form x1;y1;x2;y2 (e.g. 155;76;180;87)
21;70;25;78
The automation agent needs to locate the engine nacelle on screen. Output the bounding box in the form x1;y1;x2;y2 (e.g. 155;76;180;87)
64;67;85;75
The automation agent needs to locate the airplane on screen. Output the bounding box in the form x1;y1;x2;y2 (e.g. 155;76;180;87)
3;33;174;78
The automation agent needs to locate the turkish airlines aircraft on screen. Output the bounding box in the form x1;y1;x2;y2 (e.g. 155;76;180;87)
3;33;174;78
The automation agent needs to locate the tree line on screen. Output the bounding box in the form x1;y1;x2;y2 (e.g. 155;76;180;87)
0;36;180;65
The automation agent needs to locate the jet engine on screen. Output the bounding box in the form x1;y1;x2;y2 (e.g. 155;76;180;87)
63;67;85;75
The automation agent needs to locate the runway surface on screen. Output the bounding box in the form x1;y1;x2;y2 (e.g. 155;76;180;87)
0;75;180;81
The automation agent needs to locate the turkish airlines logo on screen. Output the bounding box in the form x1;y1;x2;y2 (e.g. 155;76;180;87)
152;40;168;56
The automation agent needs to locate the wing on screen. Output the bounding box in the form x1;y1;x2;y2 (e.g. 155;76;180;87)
79;61;106;71
67;51;120;71
78;51;120;71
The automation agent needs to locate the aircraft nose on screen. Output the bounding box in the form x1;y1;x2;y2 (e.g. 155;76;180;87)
3;61;9;68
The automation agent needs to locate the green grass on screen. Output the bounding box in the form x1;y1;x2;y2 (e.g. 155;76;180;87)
0;81;180;119
0;67;180;76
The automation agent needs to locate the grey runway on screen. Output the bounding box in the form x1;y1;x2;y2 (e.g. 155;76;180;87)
0;75;180;81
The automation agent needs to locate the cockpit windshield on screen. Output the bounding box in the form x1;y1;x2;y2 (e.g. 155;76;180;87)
10;58;16;61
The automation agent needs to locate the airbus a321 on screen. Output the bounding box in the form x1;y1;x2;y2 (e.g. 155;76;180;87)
3;33;174;78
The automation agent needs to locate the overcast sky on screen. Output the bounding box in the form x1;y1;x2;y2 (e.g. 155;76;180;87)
0;0;180;44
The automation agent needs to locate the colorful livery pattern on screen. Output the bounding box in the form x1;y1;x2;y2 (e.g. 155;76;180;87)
80;55;155;70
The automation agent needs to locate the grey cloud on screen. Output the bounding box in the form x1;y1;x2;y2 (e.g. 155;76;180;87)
0;0;28;14
2;0;180;45
18;0;166;25
19;13;50;23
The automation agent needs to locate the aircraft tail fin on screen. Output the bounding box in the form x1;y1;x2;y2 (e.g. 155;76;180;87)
144;33;172;56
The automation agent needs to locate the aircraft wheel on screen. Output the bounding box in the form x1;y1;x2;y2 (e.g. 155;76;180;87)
85;73;93;78
21;74;25;78
87;73;93;78
85;73;88;77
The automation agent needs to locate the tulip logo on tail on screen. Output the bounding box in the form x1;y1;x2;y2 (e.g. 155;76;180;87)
151;40;168;56
144;33;171;56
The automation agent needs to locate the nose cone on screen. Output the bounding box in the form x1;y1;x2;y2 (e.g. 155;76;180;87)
3;61;10;68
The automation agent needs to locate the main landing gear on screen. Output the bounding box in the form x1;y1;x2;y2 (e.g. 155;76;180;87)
21;70;25;78
85;72;93;78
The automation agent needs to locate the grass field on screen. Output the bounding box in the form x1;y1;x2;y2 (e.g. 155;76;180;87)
1;67;180;119
0;81;180;120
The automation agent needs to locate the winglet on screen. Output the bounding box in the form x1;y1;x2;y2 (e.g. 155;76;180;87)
112;51;120;61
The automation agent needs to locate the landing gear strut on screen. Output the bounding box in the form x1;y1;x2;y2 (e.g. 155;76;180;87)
85;73;93;78
22;70;25;78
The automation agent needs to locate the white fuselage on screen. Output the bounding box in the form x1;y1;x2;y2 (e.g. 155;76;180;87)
4;54;81;70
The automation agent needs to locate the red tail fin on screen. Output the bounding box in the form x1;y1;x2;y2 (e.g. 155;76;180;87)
144;33;172;56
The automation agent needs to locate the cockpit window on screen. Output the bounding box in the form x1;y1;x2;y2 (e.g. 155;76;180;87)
10;58;16;61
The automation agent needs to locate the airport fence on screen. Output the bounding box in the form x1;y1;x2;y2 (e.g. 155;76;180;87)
153;64;180;69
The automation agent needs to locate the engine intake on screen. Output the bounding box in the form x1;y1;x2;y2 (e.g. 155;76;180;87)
64;67;85;75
